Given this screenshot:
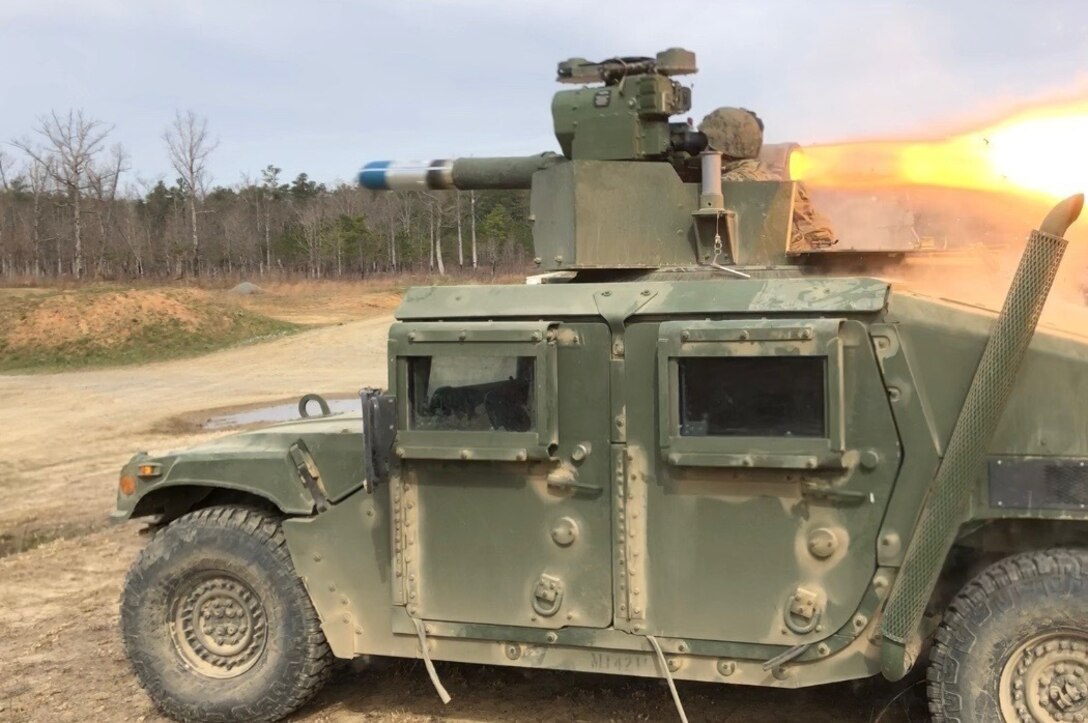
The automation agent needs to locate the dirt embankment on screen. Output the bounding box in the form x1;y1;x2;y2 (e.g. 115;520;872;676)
0;287;298;372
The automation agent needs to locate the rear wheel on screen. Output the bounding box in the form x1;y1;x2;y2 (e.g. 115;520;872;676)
121;506;333;722
928;548;1088;723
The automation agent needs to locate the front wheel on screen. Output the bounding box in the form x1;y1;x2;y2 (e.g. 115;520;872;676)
928;548;1088;723
121;506;333;722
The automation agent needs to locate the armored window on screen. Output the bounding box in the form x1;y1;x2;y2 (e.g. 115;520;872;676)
389;321;559;461
677;356;826;438
407;355;536;433
658;319;845;469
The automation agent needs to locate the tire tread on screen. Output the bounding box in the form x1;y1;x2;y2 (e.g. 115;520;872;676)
121;504;333;722
927;547;1088;723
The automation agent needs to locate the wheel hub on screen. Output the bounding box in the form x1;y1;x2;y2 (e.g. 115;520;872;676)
1001;631;1088;722
170;574;267;678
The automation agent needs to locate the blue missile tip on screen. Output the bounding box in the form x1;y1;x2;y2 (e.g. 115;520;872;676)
358;161;392;190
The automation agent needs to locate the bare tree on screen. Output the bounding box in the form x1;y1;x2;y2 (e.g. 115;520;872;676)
470;190;478;269
424;192;447;275
88;144;129;276
435;204;446;275
120;178;153;277
298;200;327;278
164;110;218;275
0;150;10;275
25;155;51;277
259;164;281;273
456;191;464;267
13;110;113;278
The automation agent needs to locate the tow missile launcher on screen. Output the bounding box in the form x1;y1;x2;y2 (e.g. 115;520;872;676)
356;48;883;274
116;48;1088;723
358;47;802;272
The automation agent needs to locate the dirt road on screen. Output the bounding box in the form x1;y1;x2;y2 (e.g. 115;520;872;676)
0;316;926;722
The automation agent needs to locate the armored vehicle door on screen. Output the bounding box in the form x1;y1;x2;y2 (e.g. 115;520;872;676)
388;321;614;630
621;318;901;646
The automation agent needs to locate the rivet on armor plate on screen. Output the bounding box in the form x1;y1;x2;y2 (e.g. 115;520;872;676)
807;528;839;559
571;443;590;462
505;643;521;660
551;517;578;547
860;449;881;470
717;660;736;677
879;532;902;558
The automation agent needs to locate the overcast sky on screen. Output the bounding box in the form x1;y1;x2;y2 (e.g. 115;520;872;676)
3;0;1088;188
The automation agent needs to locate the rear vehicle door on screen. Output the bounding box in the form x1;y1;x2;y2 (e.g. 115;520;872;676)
621;317;901;646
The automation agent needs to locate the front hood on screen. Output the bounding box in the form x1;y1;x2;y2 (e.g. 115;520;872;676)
114;413;367;521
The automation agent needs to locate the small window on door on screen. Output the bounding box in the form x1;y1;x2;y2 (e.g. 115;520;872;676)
407;355;536;433
677;356;826;438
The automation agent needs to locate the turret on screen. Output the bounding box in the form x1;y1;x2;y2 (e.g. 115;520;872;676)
356;48;804;274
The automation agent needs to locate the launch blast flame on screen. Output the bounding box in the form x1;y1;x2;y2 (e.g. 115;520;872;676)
790;99;1088;200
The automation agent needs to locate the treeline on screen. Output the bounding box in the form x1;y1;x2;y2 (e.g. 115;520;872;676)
0;110;534;280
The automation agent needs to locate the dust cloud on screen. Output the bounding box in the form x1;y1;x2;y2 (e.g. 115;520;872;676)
810;186;1088;335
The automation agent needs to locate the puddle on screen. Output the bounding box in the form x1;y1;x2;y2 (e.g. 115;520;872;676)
203;397;360;430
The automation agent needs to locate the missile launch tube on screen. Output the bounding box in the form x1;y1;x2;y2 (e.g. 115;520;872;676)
358;152;563;191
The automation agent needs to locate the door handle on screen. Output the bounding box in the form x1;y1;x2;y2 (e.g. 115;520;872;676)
800;481;872;505
547;478;603;495
546;463;603;496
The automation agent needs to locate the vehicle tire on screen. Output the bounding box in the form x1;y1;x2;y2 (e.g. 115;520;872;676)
120;505;333;722
927;548;1088;723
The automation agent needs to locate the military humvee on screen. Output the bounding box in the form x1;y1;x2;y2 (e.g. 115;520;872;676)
115;49;1088;723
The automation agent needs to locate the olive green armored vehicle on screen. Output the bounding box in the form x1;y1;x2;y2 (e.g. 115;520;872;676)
115;49;1088;723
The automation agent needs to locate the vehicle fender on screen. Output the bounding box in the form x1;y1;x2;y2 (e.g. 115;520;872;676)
114;446;315;521
113;415;370;522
